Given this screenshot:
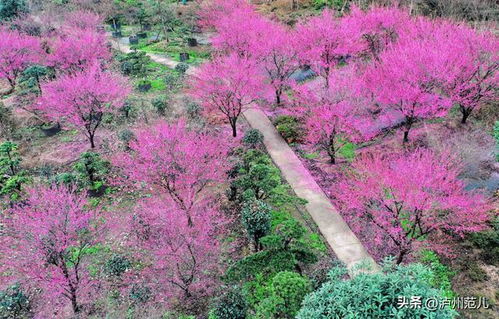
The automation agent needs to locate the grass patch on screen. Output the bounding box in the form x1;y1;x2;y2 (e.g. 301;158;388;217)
150;78;166;91
338;139;357;161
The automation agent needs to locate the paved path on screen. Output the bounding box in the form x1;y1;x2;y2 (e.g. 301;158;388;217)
109;36;378;270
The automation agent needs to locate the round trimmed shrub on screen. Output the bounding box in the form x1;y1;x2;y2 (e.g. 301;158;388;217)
243;129;264;148
212;287;247;319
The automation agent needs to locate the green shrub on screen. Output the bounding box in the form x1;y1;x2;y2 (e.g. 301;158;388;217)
297;259;458;319
164;72;182;91
117;51;151;77
186;101;201;119
105;254;132;277
420;250;456;297
242;200;272;250
0;141;28;201
243;129;264;148
151;95;169;115
0;284;31;318
469;217;499;265
175;62;189;75
465;261;489;282
119;129;135;150
255;271;310;319
0;0;28;21
129;285;151;304
212;287;248;319
273;115;303;143
73;151;110;194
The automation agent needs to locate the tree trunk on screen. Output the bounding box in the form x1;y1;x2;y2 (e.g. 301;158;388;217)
89;133;96;149
461;107;471;124
275;90;281;107
328;135;336;164
71;291;80;314
396;248;408;264
402;119;413;144
230;118;237;137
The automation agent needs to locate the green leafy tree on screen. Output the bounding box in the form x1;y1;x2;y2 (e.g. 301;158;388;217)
0;0;28;21
212;286;248;319
241;200;272;251
73;151;110;194
0;284;31;318
254;271;310;319
0;141;28;201
297;259;458;319
18;65;50;95
226;219;318;282
233;150;303;206
151;95;169;115
117;51;151;78
242;129;264;149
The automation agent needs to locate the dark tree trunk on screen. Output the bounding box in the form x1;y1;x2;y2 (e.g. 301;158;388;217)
275;90;281;107
230;118;238;137
461;107;471;124
328;134;336;164
402;119;413;144
396;249;408;264
71;291;79;314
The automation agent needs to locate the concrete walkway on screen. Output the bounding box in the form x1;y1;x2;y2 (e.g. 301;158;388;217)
109;36;378;270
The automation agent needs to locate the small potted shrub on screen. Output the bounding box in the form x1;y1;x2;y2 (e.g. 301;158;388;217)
129;35;139;45
40;122;61;137
137;32;148;39
179;52;190;62
112;30;122;38
137;79;152;92
175;63;189;75
151;95;169;115
187;38;198;47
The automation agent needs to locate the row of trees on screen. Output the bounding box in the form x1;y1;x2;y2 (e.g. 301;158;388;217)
193;1;497;147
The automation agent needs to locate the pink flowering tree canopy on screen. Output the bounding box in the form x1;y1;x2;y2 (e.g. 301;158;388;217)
359;37;452;143
0;184;104;315
47;28;111;75
0;29;41;94
334;149;490;264
38;65;129;148
293;70;369;164
191;54;263;137
295;10;361;87
129;198;224;306
439;25;499;124
114;120;231;225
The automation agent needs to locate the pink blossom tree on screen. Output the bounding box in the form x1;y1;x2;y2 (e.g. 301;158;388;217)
359;38;452;143
211;6;273;58
295;10;361;87
47;28;110;74
0;29;41;95
343;5;411;61
37;64;129;148
191;54;263;137
198;0;253;30
129;198;224;306
256;25;299;107
293;70;368;164
439;25;498;124
334;148;490;264
113;120;231;226
0;184;104;315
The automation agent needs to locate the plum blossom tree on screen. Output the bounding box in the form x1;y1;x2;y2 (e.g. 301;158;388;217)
294;71;368;164
334;148;490;264
343;5;411;61
38;64;129;148
0;29;41;95
191;54;263;137
211;6;272;58
198;0;253;30
359;38;452;143
0;184;104;315
440;25;498;124
114;120;231;225
129;198;224;306
47;28;110;74
256;25;299;107
295;10;360;87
